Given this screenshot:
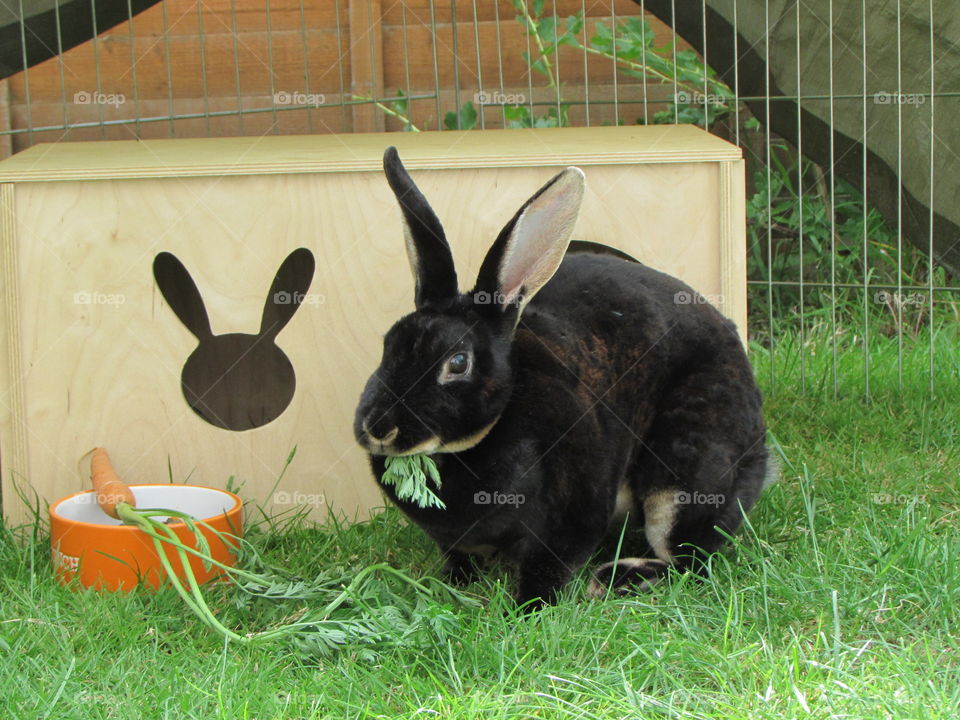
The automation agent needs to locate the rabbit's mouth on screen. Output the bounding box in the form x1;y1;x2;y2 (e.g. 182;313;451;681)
393;416;502;457
359;435;437;457
361;416;501;457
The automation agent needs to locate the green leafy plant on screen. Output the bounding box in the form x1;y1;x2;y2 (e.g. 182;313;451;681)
353;91;421;132
84;447;471;658
371;3;733;133
746;140;955;338
443;101;478;131
112;501;473;658
380;454;445;510
511;1;735;128
504;104;567;128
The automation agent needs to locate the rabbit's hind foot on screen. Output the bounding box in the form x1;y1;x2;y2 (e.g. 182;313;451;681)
586;557;671;597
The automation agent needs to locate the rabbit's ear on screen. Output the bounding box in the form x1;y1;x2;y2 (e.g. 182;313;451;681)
383;146;458;309
473;167;585;316
259;247;316;338
153;252;213;340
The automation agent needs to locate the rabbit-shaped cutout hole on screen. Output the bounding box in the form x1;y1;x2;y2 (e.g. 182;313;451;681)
153;248;316;431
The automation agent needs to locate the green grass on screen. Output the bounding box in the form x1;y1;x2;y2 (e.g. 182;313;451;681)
3;328;959;719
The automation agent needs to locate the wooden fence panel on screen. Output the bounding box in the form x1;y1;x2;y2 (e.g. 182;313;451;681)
2;1;690;153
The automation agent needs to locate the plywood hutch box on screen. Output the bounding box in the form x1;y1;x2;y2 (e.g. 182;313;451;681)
0;125;745;525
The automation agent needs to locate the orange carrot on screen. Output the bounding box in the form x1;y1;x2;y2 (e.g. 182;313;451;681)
90;447;136;519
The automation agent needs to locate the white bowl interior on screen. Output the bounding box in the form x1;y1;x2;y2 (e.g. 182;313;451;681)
53;486;238;527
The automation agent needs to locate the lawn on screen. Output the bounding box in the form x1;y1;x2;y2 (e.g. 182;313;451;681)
2;327;959;719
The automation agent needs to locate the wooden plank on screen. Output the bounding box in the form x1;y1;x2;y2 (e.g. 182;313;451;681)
0;125;741;182
9;18;678;105
6;29;350;103
378;83;674;132
349;0;385;133
6;2;679;106
8;96;356;152
1;0;692;146
128;0;346;36
0;183;29;522
719;159;748;340
380;0;641;24
7;79;676;148
379;19;684;93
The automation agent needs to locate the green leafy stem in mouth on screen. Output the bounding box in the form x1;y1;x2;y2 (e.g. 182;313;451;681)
380;454;445;510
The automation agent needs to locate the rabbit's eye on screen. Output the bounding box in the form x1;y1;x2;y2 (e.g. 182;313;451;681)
448;353;468;373
439;351;472;383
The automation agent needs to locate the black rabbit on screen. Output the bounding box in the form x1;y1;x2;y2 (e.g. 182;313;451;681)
355;148;774;608
154;248;315;431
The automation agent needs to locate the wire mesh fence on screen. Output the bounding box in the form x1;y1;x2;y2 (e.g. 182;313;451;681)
1;0;955;396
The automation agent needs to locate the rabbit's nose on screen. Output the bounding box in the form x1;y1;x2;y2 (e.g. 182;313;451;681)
363;420;399;446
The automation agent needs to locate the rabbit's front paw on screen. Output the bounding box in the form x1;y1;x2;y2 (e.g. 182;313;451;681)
442;550;481;586
514;555;574;610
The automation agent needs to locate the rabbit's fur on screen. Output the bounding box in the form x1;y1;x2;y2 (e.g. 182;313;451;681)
355;148;772;608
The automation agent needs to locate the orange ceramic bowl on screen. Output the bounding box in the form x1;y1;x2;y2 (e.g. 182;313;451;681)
49;484;242;591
